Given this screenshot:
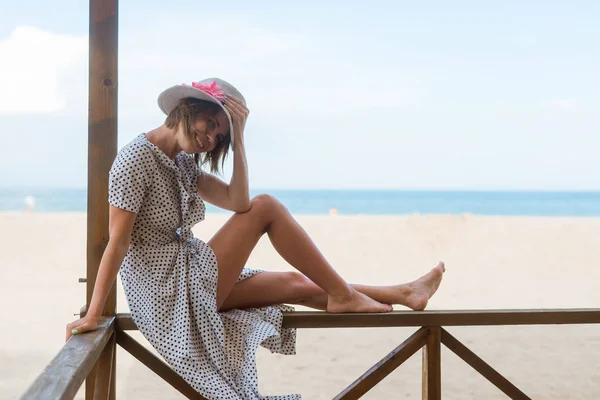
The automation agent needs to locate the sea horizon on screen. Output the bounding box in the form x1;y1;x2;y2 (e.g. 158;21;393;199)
2;187;600;216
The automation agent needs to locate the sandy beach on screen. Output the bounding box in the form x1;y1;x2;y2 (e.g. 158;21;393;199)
1;211;599;399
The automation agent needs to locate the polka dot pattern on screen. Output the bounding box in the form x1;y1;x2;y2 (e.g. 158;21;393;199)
109;133;301;399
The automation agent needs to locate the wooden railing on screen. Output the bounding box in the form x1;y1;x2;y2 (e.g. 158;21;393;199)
21;317;116;400
22;308;600;400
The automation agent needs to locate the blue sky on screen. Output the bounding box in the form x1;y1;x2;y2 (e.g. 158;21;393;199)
0;1;598;190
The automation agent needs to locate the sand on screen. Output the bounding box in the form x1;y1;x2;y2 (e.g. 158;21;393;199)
1;211;600;399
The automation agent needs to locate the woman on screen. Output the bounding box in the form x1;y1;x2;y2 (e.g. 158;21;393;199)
65;77;445;399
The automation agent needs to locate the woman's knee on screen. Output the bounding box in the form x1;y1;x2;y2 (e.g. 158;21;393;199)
247;194;286;220
284;271;320;301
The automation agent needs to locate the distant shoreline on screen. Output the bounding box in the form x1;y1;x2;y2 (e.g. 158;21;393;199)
2;188;600;216
3;212;600;221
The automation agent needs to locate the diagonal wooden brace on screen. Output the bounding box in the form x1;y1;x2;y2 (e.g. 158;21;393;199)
441;328;531;400
116;331;208;400
334;327;428;399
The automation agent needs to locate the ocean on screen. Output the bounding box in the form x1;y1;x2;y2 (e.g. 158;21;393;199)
1;188;600;216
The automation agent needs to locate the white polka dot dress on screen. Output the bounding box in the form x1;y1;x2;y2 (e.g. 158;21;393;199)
109;133;301;399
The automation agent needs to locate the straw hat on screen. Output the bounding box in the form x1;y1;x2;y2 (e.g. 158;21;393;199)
157;78;246;148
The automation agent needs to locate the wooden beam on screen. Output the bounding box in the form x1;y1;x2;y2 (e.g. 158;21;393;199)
116;331;208;400
422;327;441;400
21;317;115;400
333;328;427;399
87;0;118;398
116;309;600;331
115;314;136;330
279;309;600;328
441;329;530;400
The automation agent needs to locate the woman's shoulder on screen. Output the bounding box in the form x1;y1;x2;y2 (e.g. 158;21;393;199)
117;133;153;157
112;134;158;173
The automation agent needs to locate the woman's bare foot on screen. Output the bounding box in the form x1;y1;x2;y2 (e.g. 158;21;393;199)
327;289;393;313
403;261;445;311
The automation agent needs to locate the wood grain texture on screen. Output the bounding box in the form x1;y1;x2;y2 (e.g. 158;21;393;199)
87;0;118;314
117;309;600;331
87;0;118;397
278;309;600;328
422;327;441;400
93;332;116;400
20;317;115;400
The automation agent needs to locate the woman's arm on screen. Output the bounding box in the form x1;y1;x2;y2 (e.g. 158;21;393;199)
197;142;251;213
197;95;251;213
228;138;251;209
87;206;136;316
65;205;136;340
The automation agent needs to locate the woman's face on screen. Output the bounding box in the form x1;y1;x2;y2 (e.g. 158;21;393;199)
181;110;229;154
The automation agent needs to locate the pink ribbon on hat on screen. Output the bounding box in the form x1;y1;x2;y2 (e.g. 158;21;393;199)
183;81;226;101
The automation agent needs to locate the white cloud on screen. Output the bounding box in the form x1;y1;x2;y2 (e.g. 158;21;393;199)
0;18;423;120
0;26;87;114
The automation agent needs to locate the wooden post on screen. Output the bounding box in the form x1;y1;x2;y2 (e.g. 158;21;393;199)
86;0;118;398
93;333;116;400
422;327;441;400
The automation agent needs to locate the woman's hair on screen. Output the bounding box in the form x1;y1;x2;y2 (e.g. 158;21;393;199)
164;98;231;174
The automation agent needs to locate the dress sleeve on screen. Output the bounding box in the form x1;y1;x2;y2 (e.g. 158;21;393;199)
108;144;155;213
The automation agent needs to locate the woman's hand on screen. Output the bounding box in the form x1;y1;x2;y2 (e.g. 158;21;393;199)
224;95;249;147
65;315;99;341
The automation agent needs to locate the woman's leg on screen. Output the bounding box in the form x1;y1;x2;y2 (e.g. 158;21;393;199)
209;194;445;312
219;264;445;312
218;271;327;312
209;194;390;313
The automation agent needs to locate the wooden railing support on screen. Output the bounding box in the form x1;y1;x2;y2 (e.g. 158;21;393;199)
93;333;116;400
334;328;428;399
422;327;441;400
116;331;208;400
114;310;600;399
23;309;600;399
441;329;531;400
